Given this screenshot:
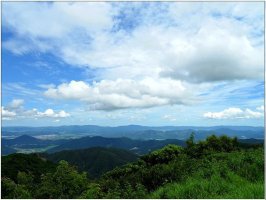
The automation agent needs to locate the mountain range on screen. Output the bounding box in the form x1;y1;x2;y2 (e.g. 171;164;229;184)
2;135;186;155
2;125;264;141
2;133;264;156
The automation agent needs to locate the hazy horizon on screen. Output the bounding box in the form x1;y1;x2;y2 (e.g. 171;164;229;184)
2;124;264;128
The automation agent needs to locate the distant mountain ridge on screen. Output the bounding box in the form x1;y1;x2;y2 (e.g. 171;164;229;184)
1;135;67;155
2;135;44;146
2;135;67;146
2;125;263;132
47;136;186;154
1;134;186;155
2;125;264;140
2;134;264;156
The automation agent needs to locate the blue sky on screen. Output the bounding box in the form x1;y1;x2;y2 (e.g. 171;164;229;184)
1;2;264;127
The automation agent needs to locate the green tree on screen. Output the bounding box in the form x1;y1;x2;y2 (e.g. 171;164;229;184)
17;171;34;188
141;144;183;165
186;132;195;148
185;132;199;158
36;160;88;198
80;183;103;199
1;177;31;199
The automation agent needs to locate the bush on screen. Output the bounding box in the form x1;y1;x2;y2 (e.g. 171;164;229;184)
36;160;88;198
80;183;103;199
1;177;32;199
141;144;183;165
149;172;264;199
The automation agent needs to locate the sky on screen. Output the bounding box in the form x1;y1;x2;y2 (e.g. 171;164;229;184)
1;2;265;127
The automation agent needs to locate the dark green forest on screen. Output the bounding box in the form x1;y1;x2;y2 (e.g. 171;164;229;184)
41;147;138;178
1;135;264;199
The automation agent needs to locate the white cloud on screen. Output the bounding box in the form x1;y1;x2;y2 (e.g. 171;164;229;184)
159;25;263;82
1;106;17;120
3;2;114;38
256;105;264;112
2;2;264;124
3;2;264;83
1;99;70;120
203;107;264;119
44;78;197;110
36;109;71;118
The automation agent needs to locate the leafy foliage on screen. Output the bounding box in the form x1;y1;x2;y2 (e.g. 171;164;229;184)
47;136;186;154
42;147;138;178
141;144;183;165
36;160;88;198
98;135;263;198
1;153;56;183
149;172;264;199
1;134;264;199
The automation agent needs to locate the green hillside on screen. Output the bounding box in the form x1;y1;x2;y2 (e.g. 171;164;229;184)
1;153;56;183
47;136;186;154
42;147;138;178
148;148;264;199
1;135;264;199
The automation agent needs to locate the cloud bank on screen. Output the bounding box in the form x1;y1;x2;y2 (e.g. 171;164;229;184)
1;99;70;120
44;79;197;110
2;2;264;125
203;106;264;119
3;2;263;83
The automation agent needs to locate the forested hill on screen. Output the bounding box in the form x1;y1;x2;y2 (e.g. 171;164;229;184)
1;135;264;199
1;153;56;183
47;136;186;154
41;147;138;178
2;134;263;156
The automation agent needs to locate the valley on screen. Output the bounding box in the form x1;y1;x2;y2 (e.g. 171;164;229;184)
1;133;264;199
2;125;264;155
2;1;264;199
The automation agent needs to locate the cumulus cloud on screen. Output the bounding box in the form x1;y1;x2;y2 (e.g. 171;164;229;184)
3;2;114;38
1;107;16;120
203;107;264;119
44;78;197;110
2;2;264;122
159;26;263;82
1;100;70;120
35;109;71;118
2;2;264;83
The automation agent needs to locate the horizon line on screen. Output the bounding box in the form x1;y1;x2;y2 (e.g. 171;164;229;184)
1;124;264;128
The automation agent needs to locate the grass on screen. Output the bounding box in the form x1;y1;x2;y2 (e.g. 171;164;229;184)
149;171;264;199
